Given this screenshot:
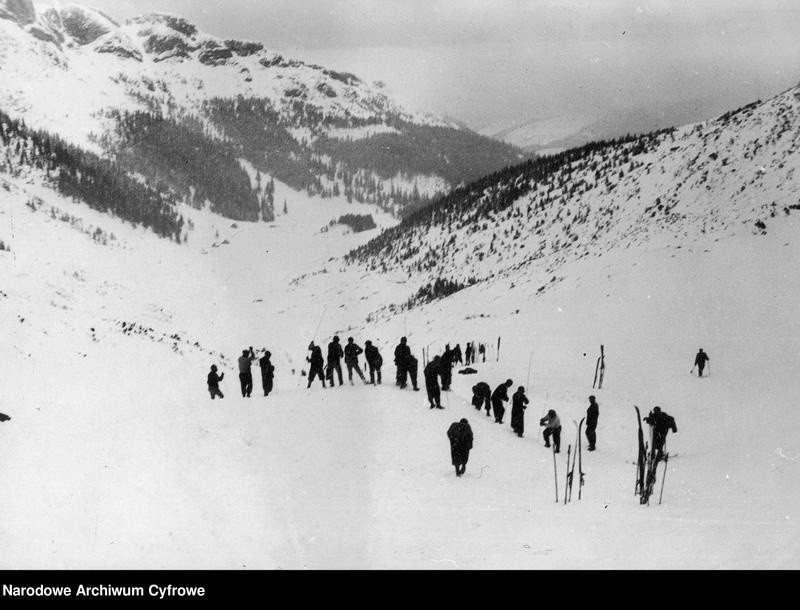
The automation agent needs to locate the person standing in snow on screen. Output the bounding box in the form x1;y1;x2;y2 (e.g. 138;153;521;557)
585;395;599;451
440;345;454;391
478;343;486;363
394;337;420;390
471;382;492;414
327;336;344;387
511;386;529;437
306;342;326;389
491;379;513;424
207;365;224;400
447;418;474;477
344;337;368;385
453;344;463;366
540;409;562;453
644;406;677;461
238;347;256;397
464;342;473;366
364;340;383;385
259;350;275;397
424;355;444;409
693;348;710;377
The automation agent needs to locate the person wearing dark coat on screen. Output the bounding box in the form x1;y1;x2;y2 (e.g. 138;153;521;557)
585;395;599;451
464;342;473;365
440;345;453;391
644;406;677;460
539;409;562;453
424;356;444;409
344;337;368;385
364;340;383;385
511;386;529;437
327;336;344;387
694;348;710;377
259;350;275;397
306;342;326;389
447;418;474;476
471;382;492;414
394;337;420;390
453;344;463;366
491;379;513;424
478;343;486;363
237;347;256;397
207;365;224;399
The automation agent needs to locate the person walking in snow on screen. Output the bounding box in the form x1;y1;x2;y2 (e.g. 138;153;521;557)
585;395;599;451
693;348;710;377
540;409;562;453
491;379;513;424
238;347;256;397
424;355;444;409
207;365;224;400
447;418;474;477
306;342;326;389
644;406;677;461
344;337;368;385
471;382;492;414
511;386;529;437
259;350;275;397
364;340;383;385
327;336;344;387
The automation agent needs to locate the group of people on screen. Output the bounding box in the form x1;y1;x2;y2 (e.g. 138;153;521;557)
207;346;275;399
306;336;384;388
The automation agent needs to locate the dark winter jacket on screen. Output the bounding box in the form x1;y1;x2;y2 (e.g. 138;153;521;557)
238;353;255;373
259;356;275;378
586;401;599;429
308;346;324;366
473;382;491;400
327;341;343;364
512;390;529;412
644;411;677;434
365;344;383;367
424;361;441;387
207;371;224;388
447;421;474;452
394;343;411;365
344;342;363;363
491;383;510;403
694;351;710;366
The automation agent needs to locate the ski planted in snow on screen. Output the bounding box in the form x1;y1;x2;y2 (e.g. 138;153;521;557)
634;406;646;497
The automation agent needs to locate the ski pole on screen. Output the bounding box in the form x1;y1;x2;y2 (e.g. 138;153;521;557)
526;351;533;389
552;443;559;503
564;445;571;504
658;453;669;505
537;393;548;442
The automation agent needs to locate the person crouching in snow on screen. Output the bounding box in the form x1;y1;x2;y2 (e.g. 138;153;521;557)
539;409;562;453
447;418;474;477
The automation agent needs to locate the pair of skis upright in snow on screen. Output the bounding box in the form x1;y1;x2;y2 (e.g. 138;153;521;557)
558;418;586;504
634;405;669;505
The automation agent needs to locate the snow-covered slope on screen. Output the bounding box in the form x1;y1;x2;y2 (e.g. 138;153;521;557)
347;88;800;315
2;79;800;568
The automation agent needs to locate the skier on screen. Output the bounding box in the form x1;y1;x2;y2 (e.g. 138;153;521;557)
585;395;599;451
327;336;344;387
471;382;492;414
364;340;383;385
446;418;474;477
440;345;453;391
259;350;275;397
207;365;224;400
237;347;256;397
424;355;444;409
539;409;562;453
491;379;513;424
693;348;710;377
306;342;326;389
453;343;463;366
344;337;368;385
464;342;473;365
511;386;529;437
644;406;677;461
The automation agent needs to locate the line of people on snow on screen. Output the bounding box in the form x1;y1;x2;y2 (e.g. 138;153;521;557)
207;346;275;399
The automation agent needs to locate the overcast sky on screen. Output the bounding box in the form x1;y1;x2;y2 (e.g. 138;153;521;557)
54;0;800;132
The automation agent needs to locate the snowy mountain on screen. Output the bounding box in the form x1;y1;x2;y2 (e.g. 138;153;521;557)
346;87;800;317
0;2;524;223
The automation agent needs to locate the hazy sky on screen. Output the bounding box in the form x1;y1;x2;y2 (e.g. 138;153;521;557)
55;0;800;131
